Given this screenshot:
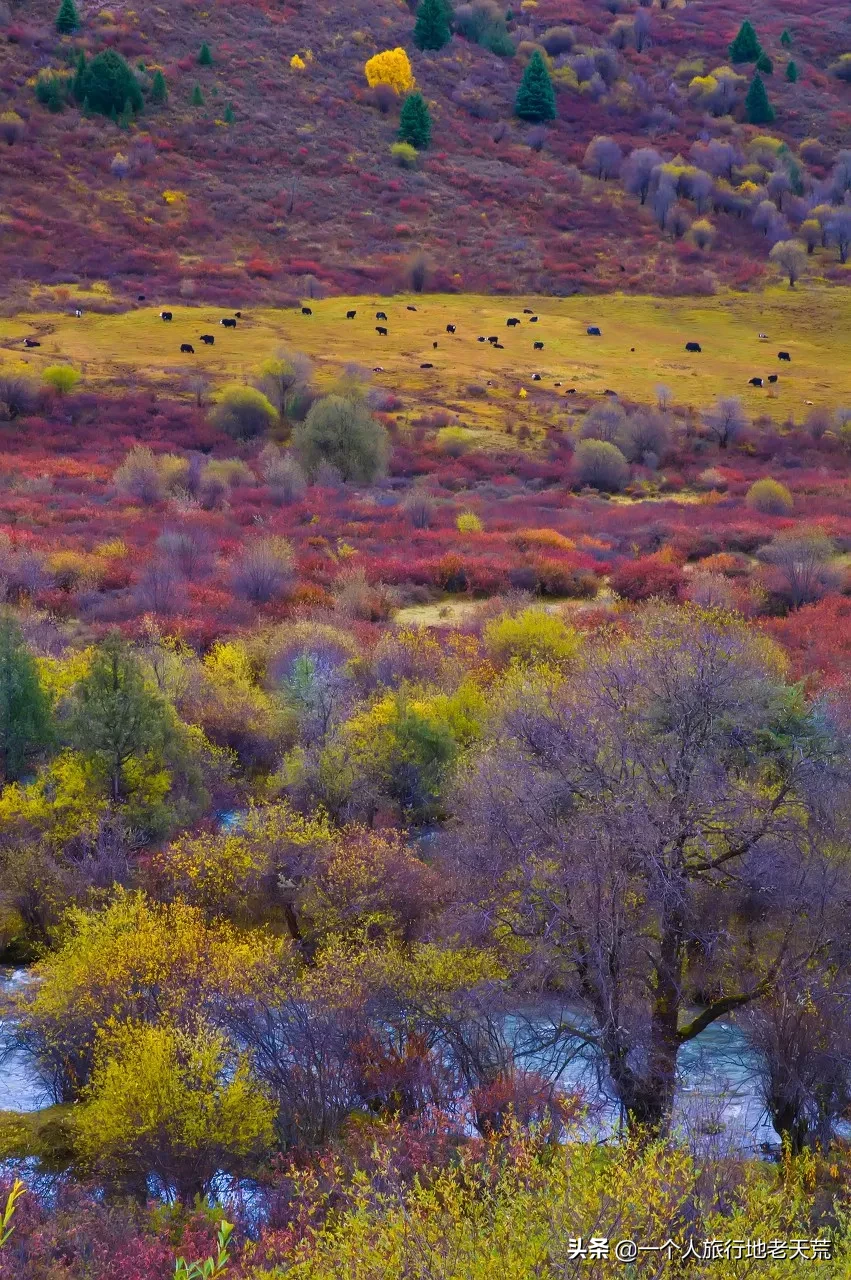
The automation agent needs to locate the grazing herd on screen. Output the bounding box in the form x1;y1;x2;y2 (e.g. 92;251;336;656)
14;303;796;399
683;337;792;386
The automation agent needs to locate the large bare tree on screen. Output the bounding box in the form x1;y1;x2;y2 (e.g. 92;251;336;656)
449;605;849;1135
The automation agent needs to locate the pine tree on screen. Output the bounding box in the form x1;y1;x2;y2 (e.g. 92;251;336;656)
399;91;431;148
191;83;204;107
728;20;762;64
198;42;213;67
745;72;774;124
68;632;168;804
414;0;452;51
785;59;798;83
72;49;87;102
780;29;792;48
756;52;773;75
56;0;79;34
223;103;235;124
514;50;556;122
77;49;143;117
151;69;167;104
0;615;54;783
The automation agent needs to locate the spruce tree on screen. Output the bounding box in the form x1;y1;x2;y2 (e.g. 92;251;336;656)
785;59;798;83
745;72;774;124
198;42;213;67
224;103;235;124
780;29;792;48
56;0;79;34
0;615;54;783
78;49;143;117
191;82;204;107
151;69;167;104
414;0;452;51
72;50;87;102
399;91;431;148
514;49;556;122
728;20;762;64
68;632;168;804
756;52;773;75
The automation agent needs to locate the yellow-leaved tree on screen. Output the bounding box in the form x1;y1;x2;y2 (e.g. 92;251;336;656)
76;1019;275;1202
364;48;415;94
13;891;283;1103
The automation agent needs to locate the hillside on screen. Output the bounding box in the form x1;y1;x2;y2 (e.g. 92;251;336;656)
4;3;851;1275
0;0;850;307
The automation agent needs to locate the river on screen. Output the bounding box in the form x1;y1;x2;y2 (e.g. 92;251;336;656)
0;967;42;1112
0;965;779;1151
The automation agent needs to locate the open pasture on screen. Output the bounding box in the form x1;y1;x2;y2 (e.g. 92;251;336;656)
2;288;850;425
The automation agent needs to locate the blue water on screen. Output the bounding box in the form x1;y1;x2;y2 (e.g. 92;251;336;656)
0;968;43;1112
507;1005;776;1154
0;968;780;1151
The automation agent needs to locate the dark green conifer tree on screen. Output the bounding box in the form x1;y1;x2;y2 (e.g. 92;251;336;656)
780;29;792;48
0;615;54;783
729;20;762;63
785;60;798;83
72;49;87;102
398;91;431;148
756;52;773;75
56;0;79;34
77;49;143;117
514;49;556;121
414;0;452;51
191;83;204;107
198;42;213;67
150;69;168;104
745;71;775;124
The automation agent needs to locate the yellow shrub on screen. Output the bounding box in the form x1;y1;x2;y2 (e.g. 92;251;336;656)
390;141;418;168
484;607;580;668
746;477;794;515
290;54;306;70
364;48;415;94
688;74;716;95
512;528;576;553
436;426;473;455
94;539;127;559
748;134;785;156
48;550;103;590
76;1020;275;1190
456;511;483;534
551;65;579;90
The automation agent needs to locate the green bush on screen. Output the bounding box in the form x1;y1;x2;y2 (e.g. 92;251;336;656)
35;72;69;113
746;477;794;515
211;385;277;440
293;395;389;483
573;438;629;491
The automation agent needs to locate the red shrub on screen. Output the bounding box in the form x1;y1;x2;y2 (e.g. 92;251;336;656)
610;553;686;603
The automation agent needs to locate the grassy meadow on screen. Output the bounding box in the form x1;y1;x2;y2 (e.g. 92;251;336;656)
2;288;850;435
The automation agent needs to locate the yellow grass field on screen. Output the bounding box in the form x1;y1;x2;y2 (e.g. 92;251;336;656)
2;288;850;432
